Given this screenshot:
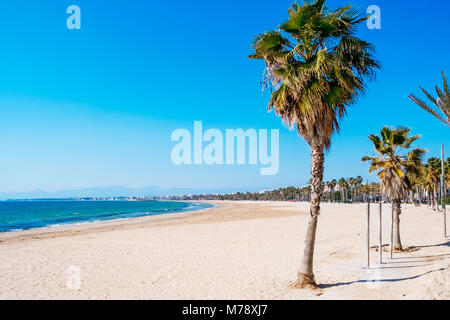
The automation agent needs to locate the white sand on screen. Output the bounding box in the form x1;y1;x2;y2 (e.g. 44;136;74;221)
0;201;448;299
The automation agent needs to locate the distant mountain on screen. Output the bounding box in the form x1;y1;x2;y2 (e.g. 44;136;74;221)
0;185;270;200
0;189;51;200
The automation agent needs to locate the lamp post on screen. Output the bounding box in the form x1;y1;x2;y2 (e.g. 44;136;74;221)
441;145;447;237
366;201;370;269
379;201;382;264
390;202;394;259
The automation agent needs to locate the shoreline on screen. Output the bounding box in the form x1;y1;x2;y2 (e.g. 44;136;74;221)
0;200;448;299
0;200;217;244
0;199;215;235
0;200;304;245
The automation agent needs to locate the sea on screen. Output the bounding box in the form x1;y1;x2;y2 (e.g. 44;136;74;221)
0;200;212;232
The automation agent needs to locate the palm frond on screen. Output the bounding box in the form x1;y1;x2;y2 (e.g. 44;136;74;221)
409;71;450;126
250;0;380;150
409;94;449;126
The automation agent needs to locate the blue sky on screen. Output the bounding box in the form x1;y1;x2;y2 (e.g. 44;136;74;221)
0;0;449;193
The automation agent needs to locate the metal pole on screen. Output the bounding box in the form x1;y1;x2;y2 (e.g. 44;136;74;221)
390;202;394;259
379;201;382;264
441;145;447;237
366;202;370;269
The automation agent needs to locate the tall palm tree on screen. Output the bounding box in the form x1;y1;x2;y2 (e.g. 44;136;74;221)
411;72;448;223
369;182;380;201
324;181;332;202
446;158;450;186
249;0;379;288
330;179;337;202
354;176;363;202
362;127;426;251
407;164;426;204
338;178;347;202
425;157;442;210
410;71;450;126
348;177;355;202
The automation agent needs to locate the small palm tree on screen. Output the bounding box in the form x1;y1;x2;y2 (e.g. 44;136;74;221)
250;0;380;288
409;71;450;126
362;127;426;251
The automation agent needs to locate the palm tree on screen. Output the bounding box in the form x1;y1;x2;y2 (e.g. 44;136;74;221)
410;71;450;126
348;177;355;202
330;179;337;202
369;182;380;201
324;181;332;202
410;72;448;223
249;0;379;288
338;178;347;202
446;158;450;186
408;164;426;204
362;127;426;251
425;157;442;210
354;176;363;202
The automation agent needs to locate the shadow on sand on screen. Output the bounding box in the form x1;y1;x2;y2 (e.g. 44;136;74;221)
319;238;450;289
319;267;447;289
408;240;450;249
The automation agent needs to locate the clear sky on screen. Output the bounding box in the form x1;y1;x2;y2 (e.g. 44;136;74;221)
0;0;449;193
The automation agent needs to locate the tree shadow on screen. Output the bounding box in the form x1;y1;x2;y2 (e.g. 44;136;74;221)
319;267;446;289
388;259;440;264
392;253;450;260
408;241;450;249
376;264;430;268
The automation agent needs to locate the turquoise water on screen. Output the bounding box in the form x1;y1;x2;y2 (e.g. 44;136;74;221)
0;200;212;232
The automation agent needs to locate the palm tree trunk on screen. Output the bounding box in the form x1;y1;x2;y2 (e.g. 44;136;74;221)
428;190;431;207
416;186;420;205
393;199;403;251
294;145;324;288
433;184;438;211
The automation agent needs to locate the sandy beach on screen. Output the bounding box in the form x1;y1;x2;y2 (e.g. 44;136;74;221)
0;201;448;300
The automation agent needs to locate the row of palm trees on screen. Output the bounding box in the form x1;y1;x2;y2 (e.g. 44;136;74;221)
409;157;450;209
362;127;447;251
360;71;449;252
249;0;448;288
324;176;366;202
178;162;447;203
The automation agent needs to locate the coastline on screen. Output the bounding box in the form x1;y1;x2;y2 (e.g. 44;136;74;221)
0;200;448;299
0;200;218;244
0;200;304;245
